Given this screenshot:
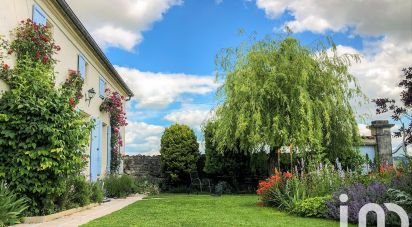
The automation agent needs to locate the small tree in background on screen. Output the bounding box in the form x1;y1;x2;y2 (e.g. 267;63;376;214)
160;124;199;184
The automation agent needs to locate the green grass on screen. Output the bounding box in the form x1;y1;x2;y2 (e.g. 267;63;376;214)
82;194;343;227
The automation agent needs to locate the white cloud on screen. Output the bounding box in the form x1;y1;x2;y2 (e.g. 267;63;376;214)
92;26;142;51
256;0;412;44
116;66;219;108
164;105;213;130
67;0;182;51
125;121;164;155
358;124;370;136
255;1;412;119
125;119;206;155
330;41;412;119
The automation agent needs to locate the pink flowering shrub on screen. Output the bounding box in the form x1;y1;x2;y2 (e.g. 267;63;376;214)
100;88;127;173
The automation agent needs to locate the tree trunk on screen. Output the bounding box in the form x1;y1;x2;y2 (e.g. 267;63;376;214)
268;147;279;176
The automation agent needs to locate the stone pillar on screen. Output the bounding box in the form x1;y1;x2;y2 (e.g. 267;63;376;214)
368;120;394;166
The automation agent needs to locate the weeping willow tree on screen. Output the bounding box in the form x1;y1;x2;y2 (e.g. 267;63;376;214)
214;37;364;170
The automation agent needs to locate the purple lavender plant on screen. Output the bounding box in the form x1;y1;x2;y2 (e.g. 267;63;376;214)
326;182;389;224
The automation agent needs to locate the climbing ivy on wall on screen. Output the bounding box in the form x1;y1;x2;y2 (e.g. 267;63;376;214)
0;19;92;215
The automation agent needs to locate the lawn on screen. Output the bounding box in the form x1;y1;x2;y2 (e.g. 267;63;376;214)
82;194;344;227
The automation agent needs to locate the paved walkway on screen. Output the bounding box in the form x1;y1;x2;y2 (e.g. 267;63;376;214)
16;194;145;227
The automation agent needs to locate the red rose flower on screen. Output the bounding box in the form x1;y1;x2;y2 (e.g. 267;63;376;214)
42;55;49;64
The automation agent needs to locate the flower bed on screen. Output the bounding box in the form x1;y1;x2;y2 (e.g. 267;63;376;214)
256;161;412;225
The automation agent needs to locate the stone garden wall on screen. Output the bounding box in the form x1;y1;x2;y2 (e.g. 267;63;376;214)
123;155;163;182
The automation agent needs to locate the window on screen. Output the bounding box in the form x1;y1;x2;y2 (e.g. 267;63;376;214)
77;54;86;79
99;77;106;98
32;4;47;25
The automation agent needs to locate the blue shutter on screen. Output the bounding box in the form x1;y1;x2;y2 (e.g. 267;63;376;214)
98;121;102;176
107;126;112;173
99;77;106;98
32;5;47;25
90;118;102;182
78;55;86;79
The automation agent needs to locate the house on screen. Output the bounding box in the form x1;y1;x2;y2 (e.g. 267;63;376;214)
0;0;134;181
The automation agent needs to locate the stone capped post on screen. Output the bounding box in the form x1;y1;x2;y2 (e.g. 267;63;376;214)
367;120;394;166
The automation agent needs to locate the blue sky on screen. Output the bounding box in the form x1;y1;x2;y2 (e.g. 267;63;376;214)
68;0;412;155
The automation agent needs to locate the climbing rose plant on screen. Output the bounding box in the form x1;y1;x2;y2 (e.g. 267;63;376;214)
0;20;91;215
63;69;84;109
100;88;127;173
9;19;60;67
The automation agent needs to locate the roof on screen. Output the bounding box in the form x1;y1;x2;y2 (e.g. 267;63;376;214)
54;0;134;97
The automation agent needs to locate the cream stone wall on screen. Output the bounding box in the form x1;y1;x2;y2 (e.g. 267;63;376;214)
0;0;129;179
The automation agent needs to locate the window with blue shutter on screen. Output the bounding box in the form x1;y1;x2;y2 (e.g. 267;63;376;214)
99;77;106;98
77;55;86;79
32;5;47;25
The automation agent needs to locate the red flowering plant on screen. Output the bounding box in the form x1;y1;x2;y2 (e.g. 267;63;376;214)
0;38;13;83
256;169;297;207
256;170;282;196
0;62;13;83
62;69;84;109
9;19;60;68
100;88;127;173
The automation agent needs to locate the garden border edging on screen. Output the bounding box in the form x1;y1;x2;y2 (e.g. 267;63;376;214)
23;203;99;224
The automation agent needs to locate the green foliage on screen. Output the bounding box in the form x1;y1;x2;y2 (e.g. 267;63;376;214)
269;176;308;211
387;188;412;212
160;124;199;184
203;121;224;175
57;177;102;211
0;182;28;226
303;163;353;197
103;175;160;198
214;36;363;168
292;196;329;218
69;176;91;207
204;121;251;177
134;177;160;195
0;20;91;215
104;175;136;198
203;121;267;190
90;182;104;204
